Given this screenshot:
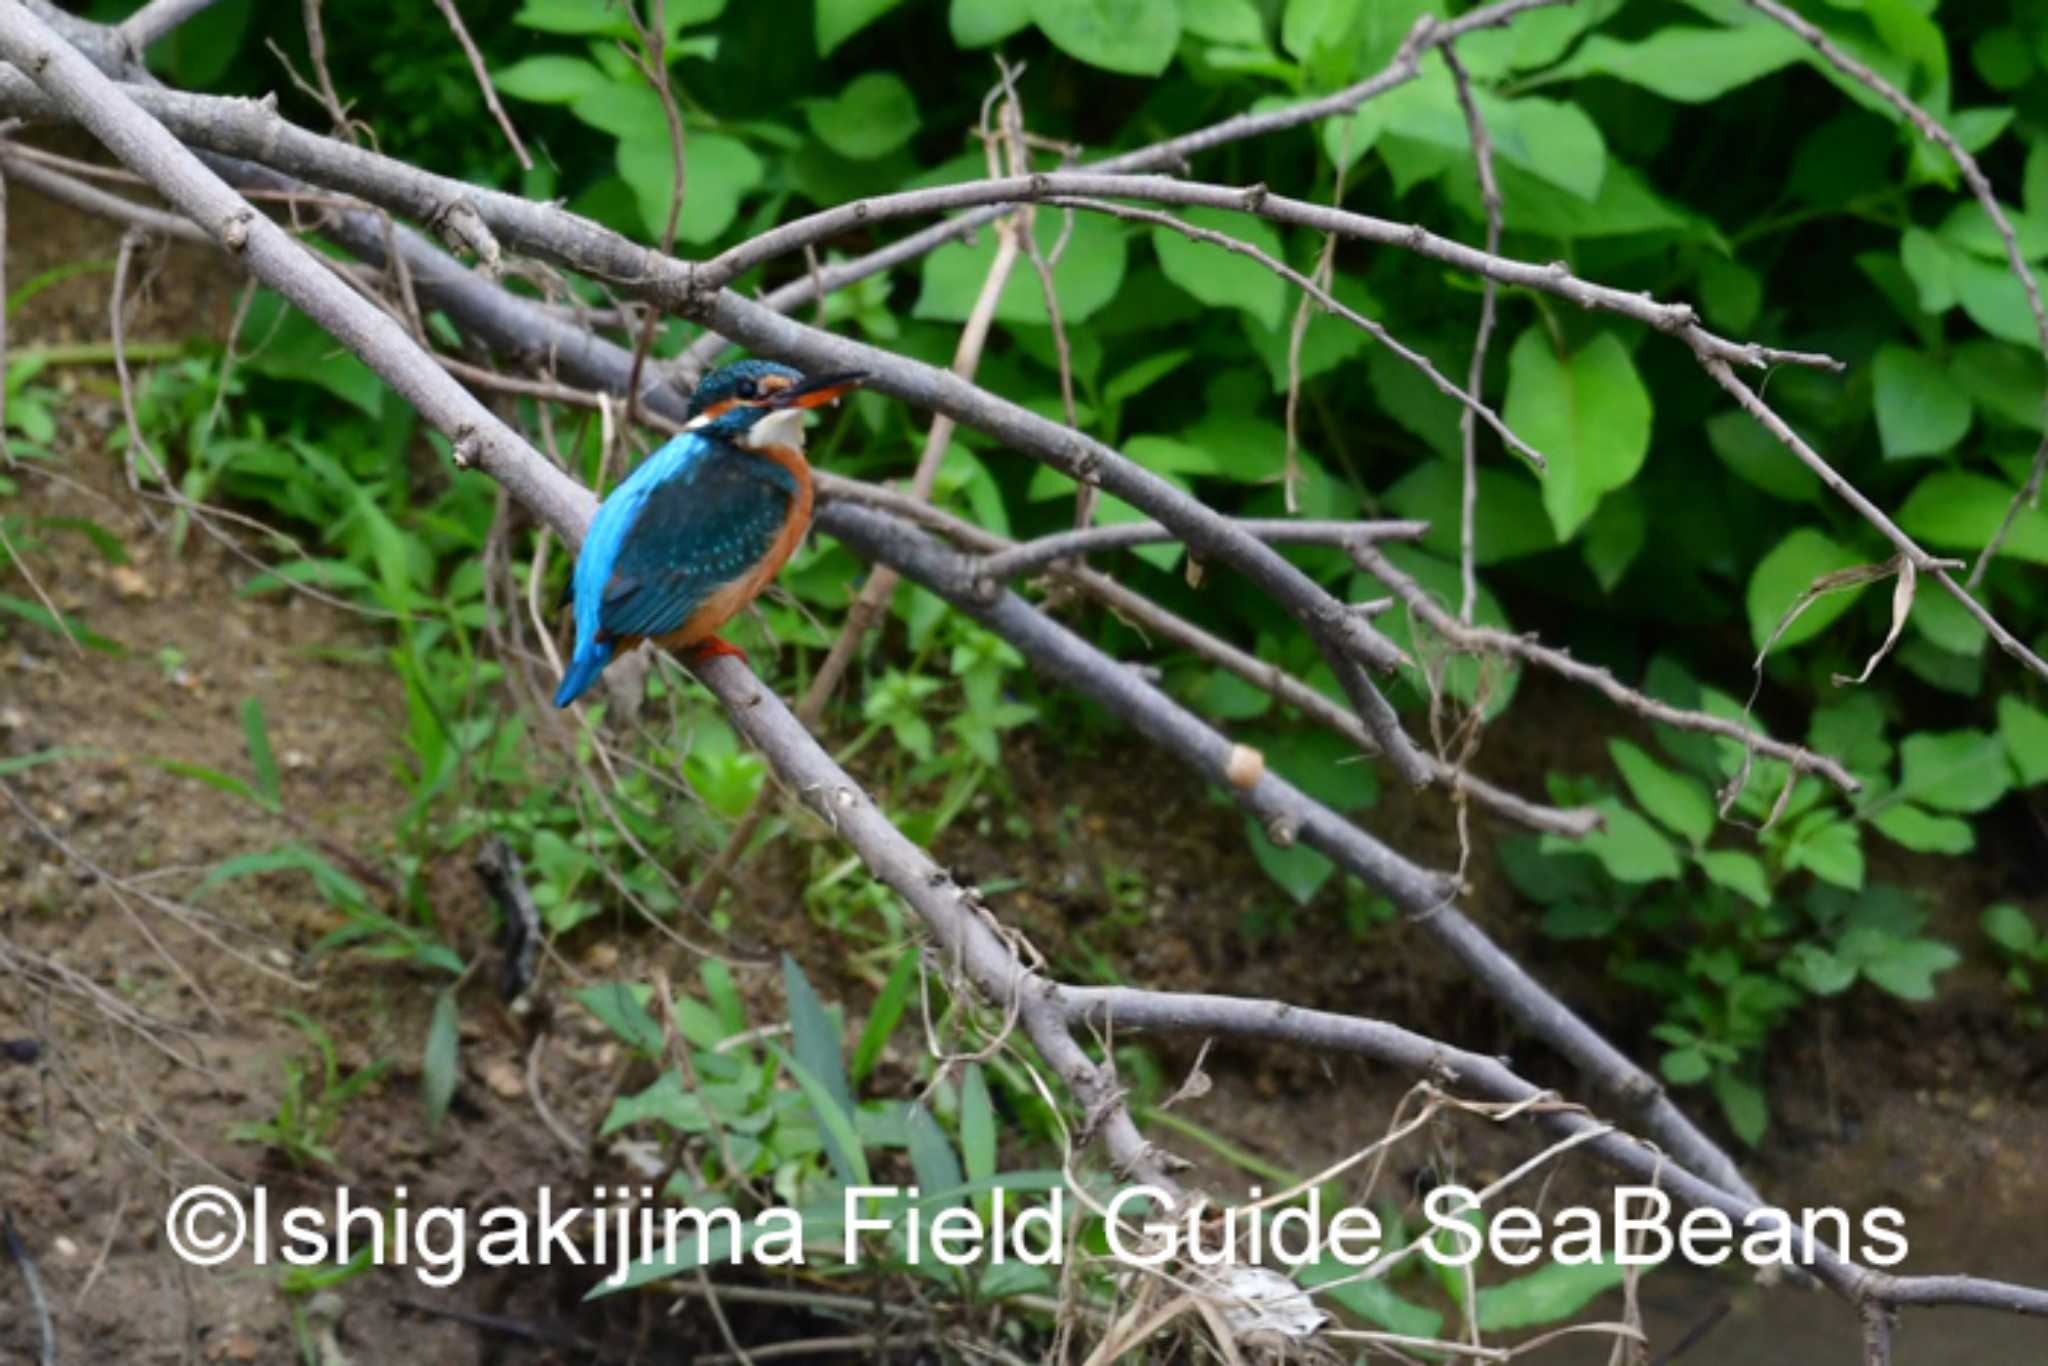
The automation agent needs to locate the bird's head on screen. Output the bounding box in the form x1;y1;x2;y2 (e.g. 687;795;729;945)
684;360;865;453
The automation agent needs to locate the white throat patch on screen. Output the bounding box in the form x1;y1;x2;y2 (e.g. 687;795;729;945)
741;406;808;452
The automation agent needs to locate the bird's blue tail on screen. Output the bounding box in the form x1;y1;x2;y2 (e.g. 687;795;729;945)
553;639;615;708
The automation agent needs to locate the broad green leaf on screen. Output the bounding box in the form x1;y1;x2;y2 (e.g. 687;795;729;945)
1846;933;1960;1001
1910;586;1986;657
959;1064;996;1186
1936;201;2048;262
952;0;1031;45
1953;251;2048;345
1698;256;1762;333
422;989;460;1134
805;73;920;160
1872;345;1971;458
1502;328;1652;540
1705;411;1819;501
916;210;1127;326
1697;850;1770;907
1898;472;2048;563
1893;729;2009;813
1898;227;1956;313
1610;739;1713;845
1783;816;1863;891
603;1072;709;1134
1661;1047;1710;1085
1713;1072;1769;1146
616;133;764;244
1300;1258;1443;1338
1367;66;1608;200
1784;943;1858;995
818;0;906;53
1583;487;1646;591
1745;528;1864;653
1983;903;2039;955
1868;802;1974;854
1949;340;2043;430
491;55;609;104
1246;814;1334;904
1031;0;1180;76
1151;207;1287;330
1184;0;1264;45
1384;462;1558;565
2000;696;2048;786
1809;693;1892;778
1973;25;2033;90
1575;800;1680;884
1477;1259;1629;1331
1541;23;1806;102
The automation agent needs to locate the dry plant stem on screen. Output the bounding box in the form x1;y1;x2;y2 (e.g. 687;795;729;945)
1;1209;55;1366
673;0;1571;373
1703;359;2048;683
428;0;529;171
620;0;684;431
976;519;1427;587
0;150;208;240
817;499;1765;1210
1444;43;1501;626
1742;0;2048;592
1348;540;1861;793
1044;194;1546;471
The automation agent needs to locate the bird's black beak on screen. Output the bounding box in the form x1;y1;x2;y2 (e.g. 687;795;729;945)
772;370;867;410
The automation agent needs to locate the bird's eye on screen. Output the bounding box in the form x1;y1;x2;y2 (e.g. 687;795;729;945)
736;379;757;399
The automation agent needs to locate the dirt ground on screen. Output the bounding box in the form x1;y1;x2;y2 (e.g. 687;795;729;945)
4;172;2048;1365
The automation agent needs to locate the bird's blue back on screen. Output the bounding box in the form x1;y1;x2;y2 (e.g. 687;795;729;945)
554;429;795;705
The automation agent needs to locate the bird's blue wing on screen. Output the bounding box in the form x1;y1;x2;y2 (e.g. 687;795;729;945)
591;436;793;641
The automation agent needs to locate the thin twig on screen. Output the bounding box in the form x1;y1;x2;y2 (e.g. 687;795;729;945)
975;518;1426;588
2;1208;55;1366
1444;43;1502;625
116;0;224;51
429;0;530;171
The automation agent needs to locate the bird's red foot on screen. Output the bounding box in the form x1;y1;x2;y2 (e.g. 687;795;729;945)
684;636;748;665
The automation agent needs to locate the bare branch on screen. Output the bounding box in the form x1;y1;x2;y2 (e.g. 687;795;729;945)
429;0;530;171
974;518;1427;589
1443;43;1502;626
1348;540;1863;794
1741;0;2048;592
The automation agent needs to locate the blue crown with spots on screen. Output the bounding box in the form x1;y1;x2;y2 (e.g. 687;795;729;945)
686;360;805;419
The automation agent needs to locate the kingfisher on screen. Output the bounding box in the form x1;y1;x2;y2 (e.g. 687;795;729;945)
553;360;865;707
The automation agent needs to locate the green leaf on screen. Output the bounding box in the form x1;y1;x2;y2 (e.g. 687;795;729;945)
1706;410;1818;501
1610;739;1713;846
1983;903;2039;955
1872;346;1972;458
616;133;765;244
1784;943;1858;995
1868;802;1974;854
783;955;854;1119
1999;696;2048;786
1573;800;1680;884
1542;23;1806;102
1899;472;2048;563
1784;815;1864;891
1745;528;1864;654
851;948;918;1084
1712;1071;1769;1146
1300;1258;1442;1338
817;0;906;53
1384;462;1558;565
1661;1047;1710;1085
905;1103;964;1203
952;0;1031;45
957;1063;997;1182
916;210;1127;326
804;73;920;160
1698;256;1762;332
1030;0;1180;75
241;697;281;812
773;1047;871;1187
422;989;460;1135
1697;850;1770;907
1893;729;2009;813
1477;1259;1629;1331
1501;328;1652;540
1898;227;1956;313
1850;934;1960;1001
574;983;665;1058
1183;0;1264;46
1246;814;1334;904
1583;486;1646;591
491;55;609;104
1974;25;2034;90
1151;208;1287;330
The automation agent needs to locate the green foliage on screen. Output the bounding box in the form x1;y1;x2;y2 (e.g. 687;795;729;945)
228;1012;391;1167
